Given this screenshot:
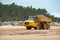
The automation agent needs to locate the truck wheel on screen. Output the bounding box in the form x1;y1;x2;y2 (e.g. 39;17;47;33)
46;24;50;29
26;27;31;30
34;27;37;30
47;25;50;29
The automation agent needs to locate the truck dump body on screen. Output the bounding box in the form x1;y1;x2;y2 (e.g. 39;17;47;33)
37;15;52;23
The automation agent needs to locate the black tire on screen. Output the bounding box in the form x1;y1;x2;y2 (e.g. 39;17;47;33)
39;22;44;30
34;27;37;30
39;27;41;30
26;27;32;30
46;25;50;29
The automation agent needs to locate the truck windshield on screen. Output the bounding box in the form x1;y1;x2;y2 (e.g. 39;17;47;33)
28;16;37;22
28;17;33;20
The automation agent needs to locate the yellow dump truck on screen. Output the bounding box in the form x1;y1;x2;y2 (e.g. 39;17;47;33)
23;15;52;30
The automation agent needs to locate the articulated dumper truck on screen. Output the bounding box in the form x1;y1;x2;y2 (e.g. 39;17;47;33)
23;15;52;30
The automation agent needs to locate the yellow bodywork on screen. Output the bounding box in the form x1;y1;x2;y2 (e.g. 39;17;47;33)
23;20;36;27
23;15;52;29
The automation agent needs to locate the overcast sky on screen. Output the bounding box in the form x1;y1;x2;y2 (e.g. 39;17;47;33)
0;0;60;17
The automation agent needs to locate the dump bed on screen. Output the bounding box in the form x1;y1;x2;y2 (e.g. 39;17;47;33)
37;15;52;23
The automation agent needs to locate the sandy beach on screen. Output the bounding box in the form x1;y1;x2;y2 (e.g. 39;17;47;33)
0;26;60;40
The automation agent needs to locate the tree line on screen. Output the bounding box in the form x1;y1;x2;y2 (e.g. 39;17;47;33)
0;2;60;22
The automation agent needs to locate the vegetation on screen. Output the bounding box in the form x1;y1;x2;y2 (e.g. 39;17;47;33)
0;2;60;22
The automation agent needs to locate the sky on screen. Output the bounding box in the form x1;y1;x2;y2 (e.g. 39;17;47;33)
0;0;60;17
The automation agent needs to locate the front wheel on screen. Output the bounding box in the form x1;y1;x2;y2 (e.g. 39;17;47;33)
26;27;32;30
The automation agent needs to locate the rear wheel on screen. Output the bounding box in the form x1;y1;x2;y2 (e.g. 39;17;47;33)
40;23;44;30
39;27;41;30
46;25;50;29
26;27;32;30
34;27;37;30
